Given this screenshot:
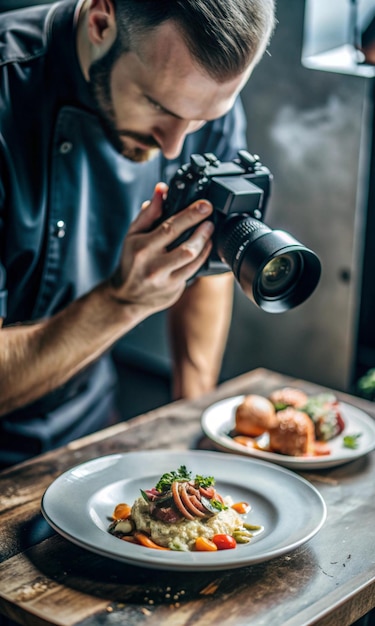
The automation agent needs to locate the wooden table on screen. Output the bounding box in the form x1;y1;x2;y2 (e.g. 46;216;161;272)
0;368;374;626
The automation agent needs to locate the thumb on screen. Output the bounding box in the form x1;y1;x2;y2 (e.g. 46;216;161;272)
128;182;168;234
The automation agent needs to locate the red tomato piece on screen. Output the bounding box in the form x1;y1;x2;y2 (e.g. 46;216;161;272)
212;534;237;550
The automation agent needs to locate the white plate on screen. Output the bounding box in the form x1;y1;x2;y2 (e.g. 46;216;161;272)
201;396;375;469
41;450;326;572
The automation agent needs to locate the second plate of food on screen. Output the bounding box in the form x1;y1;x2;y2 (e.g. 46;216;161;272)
201;395;375;469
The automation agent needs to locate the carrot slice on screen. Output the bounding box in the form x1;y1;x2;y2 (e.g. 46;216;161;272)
313;441;331;456
195;536;218;551
231;501;251;514
121;536;137;543
133;532;170;550
112;503;132;520
233;436;255;448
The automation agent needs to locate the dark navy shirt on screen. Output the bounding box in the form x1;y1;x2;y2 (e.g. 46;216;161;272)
0;0;247;465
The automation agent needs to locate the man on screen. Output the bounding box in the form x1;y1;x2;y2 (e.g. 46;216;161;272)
0;0;275;466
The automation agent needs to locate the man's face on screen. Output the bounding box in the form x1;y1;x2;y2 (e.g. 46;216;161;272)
88;21;252;162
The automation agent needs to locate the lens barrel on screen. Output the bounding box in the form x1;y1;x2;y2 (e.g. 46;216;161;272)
216;215;321;313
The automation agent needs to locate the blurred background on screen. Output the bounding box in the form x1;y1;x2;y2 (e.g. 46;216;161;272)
2;0;375;416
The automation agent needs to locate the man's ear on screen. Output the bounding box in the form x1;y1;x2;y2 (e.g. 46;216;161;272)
87;0;116;48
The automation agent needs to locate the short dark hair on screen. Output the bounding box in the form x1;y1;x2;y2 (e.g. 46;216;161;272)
112;0;276;81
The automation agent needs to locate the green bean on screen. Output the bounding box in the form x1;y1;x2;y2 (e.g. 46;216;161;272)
233;531;252;544
243;523;262;531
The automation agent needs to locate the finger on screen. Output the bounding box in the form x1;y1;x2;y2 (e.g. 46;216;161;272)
157;219;215;277
139;218;214;290
176;220;215;266
151;200;213;250
172;237;214;283
128;183;168;234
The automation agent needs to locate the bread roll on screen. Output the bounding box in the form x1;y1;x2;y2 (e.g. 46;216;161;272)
269;407;315;456
269;387;308;409
235;395;278;437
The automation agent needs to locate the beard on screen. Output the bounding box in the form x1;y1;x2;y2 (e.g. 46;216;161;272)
88;40;160;163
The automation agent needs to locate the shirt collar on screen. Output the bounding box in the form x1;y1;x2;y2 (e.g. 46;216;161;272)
48;0;97;113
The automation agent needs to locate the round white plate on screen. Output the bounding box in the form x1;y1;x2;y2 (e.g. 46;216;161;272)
41;450;326;572
201;396;375;469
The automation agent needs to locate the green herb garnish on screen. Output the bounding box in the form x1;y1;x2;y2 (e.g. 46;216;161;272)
154;466;217;492
200;496;228;514
302;394;337;421
210;498;228;512
343;433;362;449
273;401;288;411
155;465;192;491
194;474;215;488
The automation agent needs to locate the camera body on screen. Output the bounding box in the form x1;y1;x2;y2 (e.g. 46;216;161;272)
163;150;321;313
163;150;272;274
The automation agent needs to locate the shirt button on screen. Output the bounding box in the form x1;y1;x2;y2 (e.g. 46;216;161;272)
59;141;73;154
54;220;66;238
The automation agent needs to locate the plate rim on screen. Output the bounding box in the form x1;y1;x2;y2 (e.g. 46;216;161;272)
41;450;327;572
201;395;375;470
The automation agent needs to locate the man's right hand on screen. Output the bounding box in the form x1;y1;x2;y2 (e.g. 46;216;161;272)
0;184;214;417
107;182;215;318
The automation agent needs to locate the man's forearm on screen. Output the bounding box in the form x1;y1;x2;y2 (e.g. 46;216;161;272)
0;281;145;417
169;273;234;399
0;188;215;417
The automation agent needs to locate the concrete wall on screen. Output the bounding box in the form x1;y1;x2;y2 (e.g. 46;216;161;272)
220;0;373;392
118;0;374;397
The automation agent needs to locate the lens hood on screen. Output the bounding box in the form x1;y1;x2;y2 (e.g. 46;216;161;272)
238;230;321;313
217;216;321;313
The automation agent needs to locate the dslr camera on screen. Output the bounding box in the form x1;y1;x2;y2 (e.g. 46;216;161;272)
163;150;321;313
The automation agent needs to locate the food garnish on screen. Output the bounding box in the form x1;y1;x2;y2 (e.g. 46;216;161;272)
211;534;237;550
154;465;193;491
112;503;132;520
301;394;345;441
195;536;218;551
231;501;251;514
133;531;170;550
108;466;262;551
343;433;362;449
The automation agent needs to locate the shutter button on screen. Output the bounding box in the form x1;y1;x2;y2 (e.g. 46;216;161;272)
59;141;73;154
54;220;66;238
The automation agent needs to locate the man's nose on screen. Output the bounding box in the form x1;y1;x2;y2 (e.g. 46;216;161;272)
154;119;201;160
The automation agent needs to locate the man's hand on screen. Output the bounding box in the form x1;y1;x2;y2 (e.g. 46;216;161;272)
0;183;216;416
108;183;215;317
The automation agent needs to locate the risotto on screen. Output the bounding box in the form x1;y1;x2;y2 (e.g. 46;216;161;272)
108;465;262;552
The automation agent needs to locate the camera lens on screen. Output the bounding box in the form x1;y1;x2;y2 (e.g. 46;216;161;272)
259;253;302;297
216;216;321;313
